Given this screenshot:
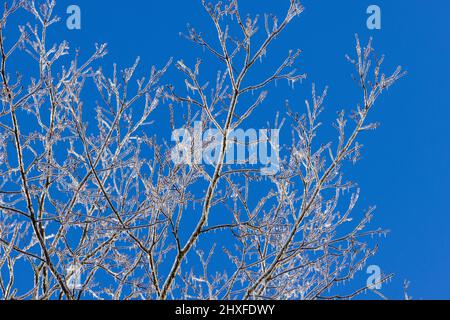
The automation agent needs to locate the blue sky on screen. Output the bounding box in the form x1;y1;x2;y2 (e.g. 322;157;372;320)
8;0;450;299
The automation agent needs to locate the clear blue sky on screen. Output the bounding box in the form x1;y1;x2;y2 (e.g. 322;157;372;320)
13;0;450;299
